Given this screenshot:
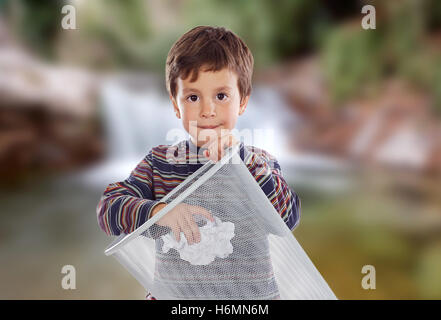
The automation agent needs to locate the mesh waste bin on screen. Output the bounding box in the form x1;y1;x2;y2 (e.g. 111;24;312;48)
105;144;337;300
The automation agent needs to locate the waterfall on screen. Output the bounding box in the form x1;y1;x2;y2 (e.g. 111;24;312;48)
100;74;181;161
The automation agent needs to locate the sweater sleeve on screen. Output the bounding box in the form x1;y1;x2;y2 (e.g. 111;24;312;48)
96;150;166;236
238;143;301;231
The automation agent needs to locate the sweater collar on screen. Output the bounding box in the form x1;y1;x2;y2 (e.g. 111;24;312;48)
183;138;245;158
185;138;207;155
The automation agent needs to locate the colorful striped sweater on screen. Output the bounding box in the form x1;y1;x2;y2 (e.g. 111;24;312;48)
97;139;301;236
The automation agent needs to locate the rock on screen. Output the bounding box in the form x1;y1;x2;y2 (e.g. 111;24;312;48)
0;18;105;183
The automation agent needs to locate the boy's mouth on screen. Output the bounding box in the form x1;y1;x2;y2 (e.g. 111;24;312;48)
198;125;220;129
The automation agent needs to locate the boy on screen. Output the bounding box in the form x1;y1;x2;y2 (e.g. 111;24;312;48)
97;26;301;299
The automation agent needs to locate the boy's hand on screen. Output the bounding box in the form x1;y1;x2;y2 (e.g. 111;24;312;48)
151;203;214;245
203;131;239;162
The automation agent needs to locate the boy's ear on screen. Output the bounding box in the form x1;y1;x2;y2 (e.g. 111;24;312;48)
170;94;181;119
238;95;250;116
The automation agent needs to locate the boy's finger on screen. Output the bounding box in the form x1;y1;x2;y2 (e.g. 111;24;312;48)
218;134;233;159
185;204;215;222
209;146;218;162
217;142;223;159
179;217;195;245
171;225;180;242
204;149;214;162
184;214;201;244
194;208;215;222
218;137;225;159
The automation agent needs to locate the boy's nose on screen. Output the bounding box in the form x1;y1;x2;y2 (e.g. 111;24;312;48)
200;103;216;118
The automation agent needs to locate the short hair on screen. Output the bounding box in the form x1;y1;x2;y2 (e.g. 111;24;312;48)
165;26;254;103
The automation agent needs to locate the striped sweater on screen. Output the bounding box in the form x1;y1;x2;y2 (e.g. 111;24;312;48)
97;139;301;236
96;139;301;299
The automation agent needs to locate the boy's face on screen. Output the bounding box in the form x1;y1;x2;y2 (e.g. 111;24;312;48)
170;66;249;147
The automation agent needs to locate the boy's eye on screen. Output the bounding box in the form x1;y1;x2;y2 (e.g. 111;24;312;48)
188;95;198;102
217;93;227;100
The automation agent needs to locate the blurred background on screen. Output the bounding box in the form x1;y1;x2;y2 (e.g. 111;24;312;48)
1;0;441;299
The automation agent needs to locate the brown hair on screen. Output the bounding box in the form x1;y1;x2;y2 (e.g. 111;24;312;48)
165;26;254;103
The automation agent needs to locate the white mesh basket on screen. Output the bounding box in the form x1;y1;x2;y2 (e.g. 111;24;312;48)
105;144;337;300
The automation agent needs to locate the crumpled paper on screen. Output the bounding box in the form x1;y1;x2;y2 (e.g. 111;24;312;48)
161;217;235;265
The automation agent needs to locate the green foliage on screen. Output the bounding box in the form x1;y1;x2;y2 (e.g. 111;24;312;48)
74;0;333;71
180;0;332;69
180;0;277;69
321;26;382;103
80;0;153;69
4;0;65;58
320;0;441;109
380;0;441;114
